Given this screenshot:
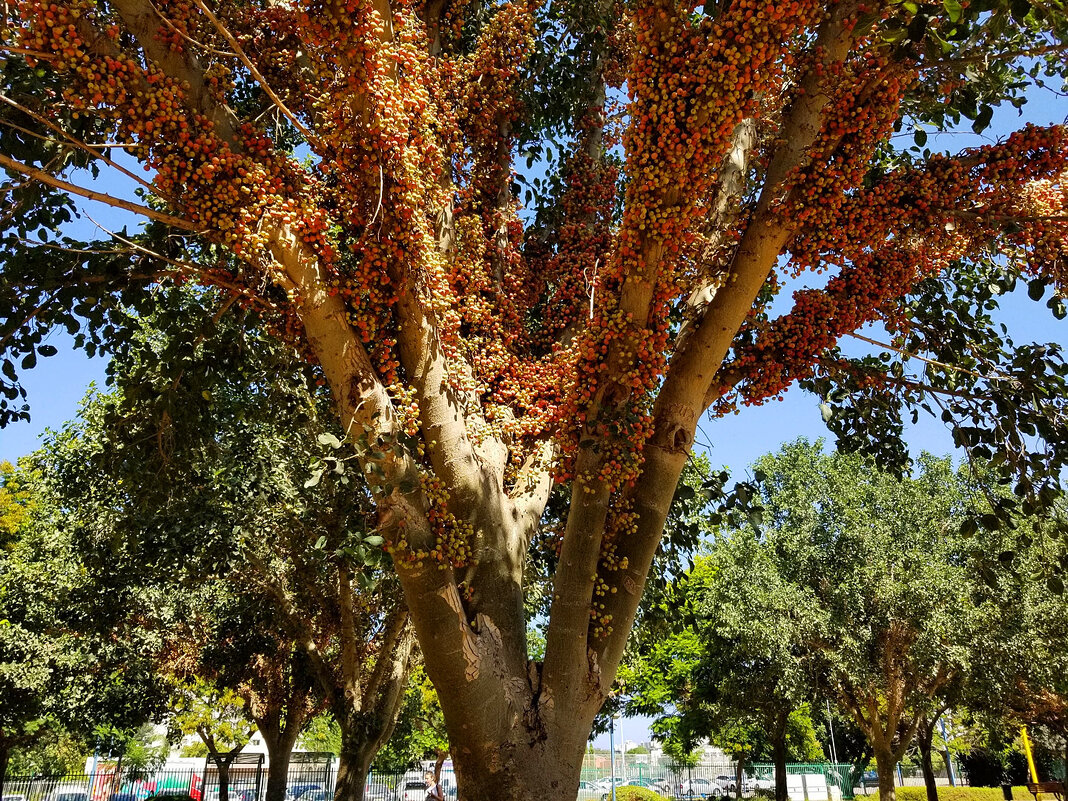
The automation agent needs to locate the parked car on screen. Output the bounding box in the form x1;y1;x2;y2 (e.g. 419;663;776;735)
677;777;722;799
284;785;321;801
297;791;332;801
3;794;28;801
752;776;775;792
394;781;427;801
45;792;87;801
145;793;196;801
714;774;755;795
45;786;89;801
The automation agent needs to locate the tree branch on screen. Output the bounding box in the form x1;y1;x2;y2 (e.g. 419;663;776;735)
0;152;200;230
190;0;317;146
592;2;862;687
106;0;241;146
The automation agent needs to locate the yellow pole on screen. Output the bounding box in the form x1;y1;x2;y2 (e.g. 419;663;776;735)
1021;726;1040;784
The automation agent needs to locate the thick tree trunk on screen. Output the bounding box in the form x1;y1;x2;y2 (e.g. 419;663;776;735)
332;682;411;801
874;747;897;801
917;719;939;801
262;729;300;801
773;712;789;801
333;743;373;801
217;761;231;801
447;738;588;801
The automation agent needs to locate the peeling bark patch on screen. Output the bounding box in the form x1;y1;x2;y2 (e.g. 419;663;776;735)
622;573;638;596
438;585;481;681
585;648;604;699
539;686;554;712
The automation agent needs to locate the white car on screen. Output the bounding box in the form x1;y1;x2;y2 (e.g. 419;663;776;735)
394;781;426;801
714;775;756;795
45;786;90;801
678;778;722;798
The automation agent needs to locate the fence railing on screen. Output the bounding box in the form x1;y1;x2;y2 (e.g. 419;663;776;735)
577;757;856;800
1;766;459;801
4;761;874;801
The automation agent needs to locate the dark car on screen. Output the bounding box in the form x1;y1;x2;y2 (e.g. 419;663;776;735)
285;785;321;801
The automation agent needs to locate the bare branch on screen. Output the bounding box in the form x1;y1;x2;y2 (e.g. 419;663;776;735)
0;92;162;199
0;152;200;230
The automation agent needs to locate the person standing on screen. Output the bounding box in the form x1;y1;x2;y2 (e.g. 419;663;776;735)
424;772;444;801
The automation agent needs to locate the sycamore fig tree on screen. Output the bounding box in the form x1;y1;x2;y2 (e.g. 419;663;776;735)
3;0;1068;795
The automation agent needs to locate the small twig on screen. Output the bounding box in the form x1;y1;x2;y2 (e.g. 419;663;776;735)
585;258;599;320
147;0;240;58
0;44;58;60
0;290;58;352
917;42;1068;72
192;0;317;145
85;211;278;310
847;331;1010;382
369;163;384;226
0;94;161;198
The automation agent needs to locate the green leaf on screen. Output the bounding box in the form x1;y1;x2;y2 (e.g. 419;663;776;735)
972;105;994;134
1028;278;1046;301
942;0;963;21
1047;576;1064;595
364;535;384;547
317;433;342;448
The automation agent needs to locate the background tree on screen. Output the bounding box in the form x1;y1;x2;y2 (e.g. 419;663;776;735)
4;0;1068;795
0;461;166;796
753;441;985;801
168;681;257;801
164;583;322;801
960;512;1068;784
624;534;823;801
34;289;415;801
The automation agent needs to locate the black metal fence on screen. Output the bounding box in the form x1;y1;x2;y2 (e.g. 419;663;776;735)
1;762;452;801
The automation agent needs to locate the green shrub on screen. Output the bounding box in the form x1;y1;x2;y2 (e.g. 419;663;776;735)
854;786;1033;801
613;788;671;801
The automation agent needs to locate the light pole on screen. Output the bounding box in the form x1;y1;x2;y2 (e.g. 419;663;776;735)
826;700;839;765
610;715;618;801
939;715;956;787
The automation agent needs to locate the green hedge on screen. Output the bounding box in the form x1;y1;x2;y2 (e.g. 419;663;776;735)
855;787;1034;801
611;788;671;801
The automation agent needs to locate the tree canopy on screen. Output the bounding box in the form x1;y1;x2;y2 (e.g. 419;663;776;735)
3;0;1068;795
0;461;166;794
30;290;416;801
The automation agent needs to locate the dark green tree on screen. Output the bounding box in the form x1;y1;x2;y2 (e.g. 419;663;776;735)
0;461;166;795
34;290;415;801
